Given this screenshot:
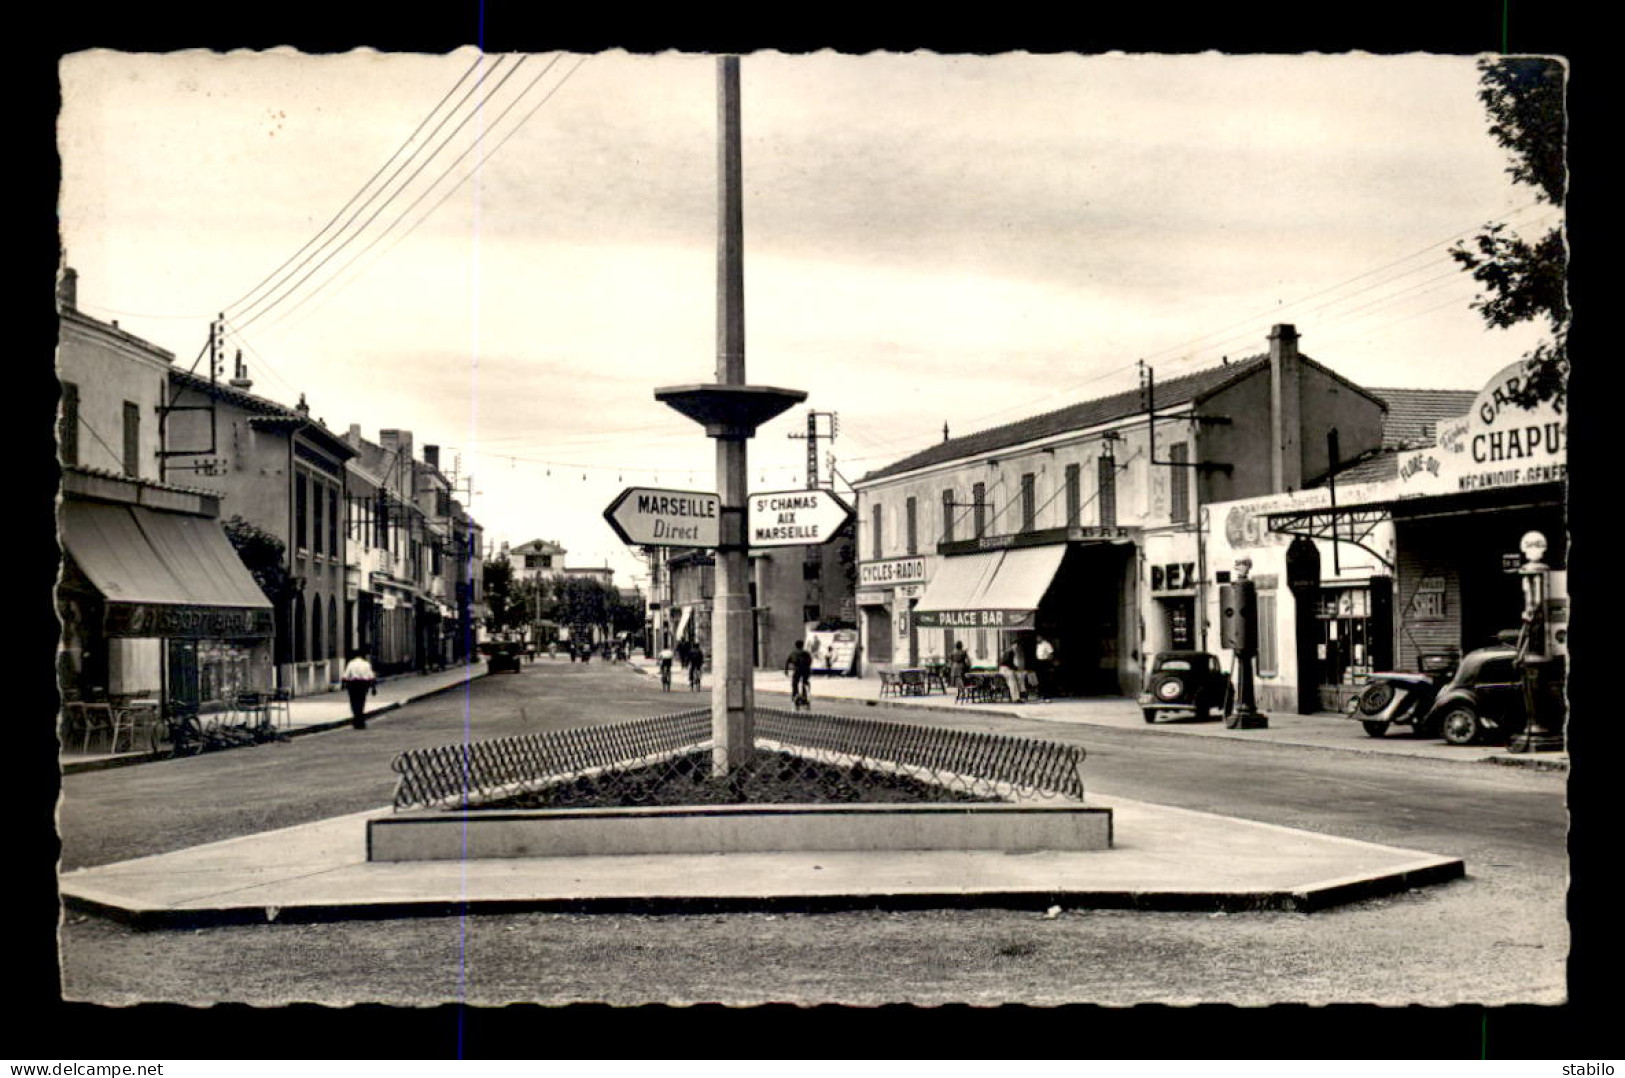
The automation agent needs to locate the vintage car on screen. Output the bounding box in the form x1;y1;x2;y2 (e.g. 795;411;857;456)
1419;641;1542;746
1348;651;1459;738
1139;651;1232;725
486;641;524;674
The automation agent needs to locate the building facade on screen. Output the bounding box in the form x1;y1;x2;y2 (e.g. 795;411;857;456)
851;325;1389;696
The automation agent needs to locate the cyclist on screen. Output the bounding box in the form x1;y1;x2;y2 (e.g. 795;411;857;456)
657;645;675;692
785;639;813;710
686;643;705;691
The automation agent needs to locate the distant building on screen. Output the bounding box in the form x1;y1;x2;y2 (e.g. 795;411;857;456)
505;539;569;584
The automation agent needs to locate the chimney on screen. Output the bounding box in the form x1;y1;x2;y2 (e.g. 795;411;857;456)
57;265;78;312
1269;323;1302;493
379;429;414;463
295;393;310;417
228;349;254;391
347;423;362;447
424;444;439;470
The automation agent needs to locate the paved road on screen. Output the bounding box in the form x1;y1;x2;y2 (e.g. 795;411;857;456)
55;658;1577;1009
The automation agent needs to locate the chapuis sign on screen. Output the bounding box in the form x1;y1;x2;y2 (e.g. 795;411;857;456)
1396;361;1566;497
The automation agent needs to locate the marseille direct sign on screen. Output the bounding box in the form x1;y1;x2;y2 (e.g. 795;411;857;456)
1395;361;1566;497
603;488;721;548
912;608;1036;630
747;489;853;547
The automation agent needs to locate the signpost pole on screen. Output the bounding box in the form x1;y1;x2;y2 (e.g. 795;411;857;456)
712;54;754;777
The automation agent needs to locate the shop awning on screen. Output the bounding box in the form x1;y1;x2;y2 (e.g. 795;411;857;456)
912;545;1066;631
60;500;273;638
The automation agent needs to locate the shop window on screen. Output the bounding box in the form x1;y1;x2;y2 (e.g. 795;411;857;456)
906;497;918;555
122;401;140;477
59;382;79;466
1169;443;1190;525
1065;463;1080;526
1317;586;1373;686
1021;473;1036;532
1257;591;1278;676
973;483;987;538
975;629;988;661
941;489;955;543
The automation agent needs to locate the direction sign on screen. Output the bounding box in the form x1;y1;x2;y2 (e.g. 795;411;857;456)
748;489;854;547
603;487;721;548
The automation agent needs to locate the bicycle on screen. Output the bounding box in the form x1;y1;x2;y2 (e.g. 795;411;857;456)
659;662;673;692
688;664;702;692
791;676;811;711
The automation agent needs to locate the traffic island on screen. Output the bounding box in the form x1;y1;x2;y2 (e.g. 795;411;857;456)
60;707;1464;927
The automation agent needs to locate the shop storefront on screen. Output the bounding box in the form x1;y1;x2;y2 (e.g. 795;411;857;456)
58;496;275;711
856;555;931;671
908;526;1140;695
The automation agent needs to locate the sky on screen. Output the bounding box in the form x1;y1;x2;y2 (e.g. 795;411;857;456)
55;49;1560;589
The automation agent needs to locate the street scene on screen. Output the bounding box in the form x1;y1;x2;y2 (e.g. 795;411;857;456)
48;45;1582;1027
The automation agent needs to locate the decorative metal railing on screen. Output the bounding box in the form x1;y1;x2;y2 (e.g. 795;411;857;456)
390;706;1086;810
757;707;1085;802
390;708;711;810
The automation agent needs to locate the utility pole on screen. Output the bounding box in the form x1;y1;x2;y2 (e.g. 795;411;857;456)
788;410;838;489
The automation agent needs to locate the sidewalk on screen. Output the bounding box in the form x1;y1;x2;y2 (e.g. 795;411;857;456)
62;662;490;773
628;656;1568;770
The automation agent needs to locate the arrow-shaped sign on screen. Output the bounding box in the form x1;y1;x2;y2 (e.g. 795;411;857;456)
747;489;854;547
603;487;721;548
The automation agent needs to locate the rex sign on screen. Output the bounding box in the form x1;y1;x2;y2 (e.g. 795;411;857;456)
603;487;720;548
1395;361;1566;497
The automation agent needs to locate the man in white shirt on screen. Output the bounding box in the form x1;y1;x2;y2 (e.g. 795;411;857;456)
341;651;377;730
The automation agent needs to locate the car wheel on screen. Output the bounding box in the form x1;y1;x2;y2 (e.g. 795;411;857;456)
1357;682;1395;716
1142;709;1158;724
1439;705;1482;746
1361;720;1390;738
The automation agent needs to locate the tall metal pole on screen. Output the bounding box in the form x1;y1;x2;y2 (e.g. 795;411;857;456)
712;54;754;775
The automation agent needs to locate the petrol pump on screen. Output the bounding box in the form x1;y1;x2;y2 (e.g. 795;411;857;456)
1509;530;1566;754
1220;557;1269;729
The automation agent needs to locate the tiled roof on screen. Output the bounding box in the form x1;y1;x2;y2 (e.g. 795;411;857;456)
1369;387;1477;449
1312;388;1476;488
859;355;1273;483
60;464;221;500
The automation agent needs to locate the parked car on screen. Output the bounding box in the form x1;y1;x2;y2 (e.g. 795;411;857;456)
1139;651;1233;725
1423;641;1545;746
1348;651;1459;738
486;642;523;674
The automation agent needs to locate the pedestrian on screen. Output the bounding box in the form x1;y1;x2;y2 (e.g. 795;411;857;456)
340;650;377;730
948;641;971;688
1034;635;1056;700
686;642;705;690
785;639;813;709
998;643;1024;703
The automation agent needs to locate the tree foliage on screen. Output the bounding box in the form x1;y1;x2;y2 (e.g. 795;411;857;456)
222;515;298;603
1450;57;1567;411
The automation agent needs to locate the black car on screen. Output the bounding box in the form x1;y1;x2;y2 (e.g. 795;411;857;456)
486;642;523;674
1418;642;1538;746
1139;651;1233;725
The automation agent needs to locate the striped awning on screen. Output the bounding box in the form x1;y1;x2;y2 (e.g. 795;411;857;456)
911;545;1066;631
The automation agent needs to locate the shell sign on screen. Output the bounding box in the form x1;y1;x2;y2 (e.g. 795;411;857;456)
1395;361;1566;497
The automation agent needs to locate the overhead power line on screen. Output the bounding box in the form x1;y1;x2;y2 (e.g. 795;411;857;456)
236;55;537;333
254;55;584;342
221;52;490;320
